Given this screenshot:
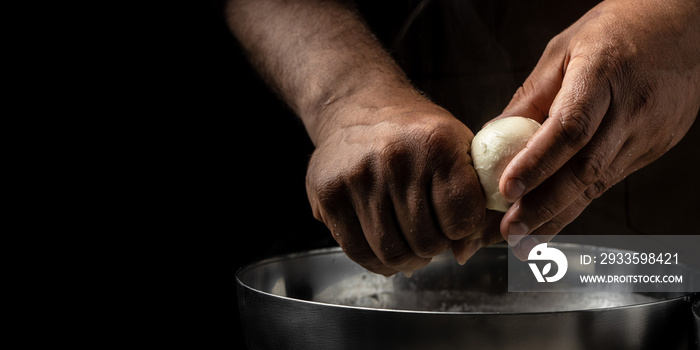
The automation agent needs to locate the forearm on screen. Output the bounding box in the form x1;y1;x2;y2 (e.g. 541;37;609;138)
226;0;421;144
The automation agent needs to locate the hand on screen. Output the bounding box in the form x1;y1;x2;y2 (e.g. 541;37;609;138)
306;96;501;275
495;0;700;258
226;0;504;272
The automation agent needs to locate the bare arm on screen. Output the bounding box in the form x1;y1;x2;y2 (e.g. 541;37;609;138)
226;0;500;275
226;0;416;144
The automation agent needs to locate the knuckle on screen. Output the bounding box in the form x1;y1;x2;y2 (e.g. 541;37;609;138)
344;156;375;186
583;181;606;201
594;43;658;120
531;199;557;222
422;121;464;163
379;120;465;175
423;122;454;146
313;175;347;209
597;41;637;86
596;45;655;117
309;163;371;217
556;108;596;149
336;234;381;268
583;172;615;201
442;221;472;241
570;155;607;188
378;250;414;268
411;235;450;258
627;78;656;115
343;245;377;266
307;155;363;206
344;249;394;275
378;139;412;176
368;229;416;268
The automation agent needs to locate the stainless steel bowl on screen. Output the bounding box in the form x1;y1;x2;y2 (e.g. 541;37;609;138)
236;244;698;350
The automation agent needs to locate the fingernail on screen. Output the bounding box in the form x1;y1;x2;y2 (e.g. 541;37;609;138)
507;221;529;246
504;178;526;201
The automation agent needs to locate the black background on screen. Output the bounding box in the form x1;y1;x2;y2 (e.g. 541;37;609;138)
160;1;336;348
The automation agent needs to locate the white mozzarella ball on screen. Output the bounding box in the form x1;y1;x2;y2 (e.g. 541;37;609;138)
470;116;541;212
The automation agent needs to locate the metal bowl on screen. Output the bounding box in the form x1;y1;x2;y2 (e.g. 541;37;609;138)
236;244;698;350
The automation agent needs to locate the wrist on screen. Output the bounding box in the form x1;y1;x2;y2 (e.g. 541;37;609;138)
304;73;435;145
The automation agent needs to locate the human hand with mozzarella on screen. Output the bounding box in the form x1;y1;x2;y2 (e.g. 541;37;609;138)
493;0;700;258
227;0;503;276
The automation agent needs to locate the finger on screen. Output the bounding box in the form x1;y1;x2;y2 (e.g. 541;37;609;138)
510;176;611;262
527;193;593;238
501;121;627;241
499;54;612;204
383;143;452;259
430;148;487;241
356;191;432;274
507;136;645;250
321;200;400;276
391;186;452;259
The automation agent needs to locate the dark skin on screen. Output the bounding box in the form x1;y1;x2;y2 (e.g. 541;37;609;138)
498;0;700;259
227;0;700;273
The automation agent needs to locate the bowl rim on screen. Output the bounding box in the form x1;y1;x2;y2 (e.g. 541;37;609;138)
235;244;698;316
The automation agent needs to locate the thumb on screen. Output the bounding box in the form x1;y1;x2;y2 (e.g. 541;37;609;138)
496;41;568;124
